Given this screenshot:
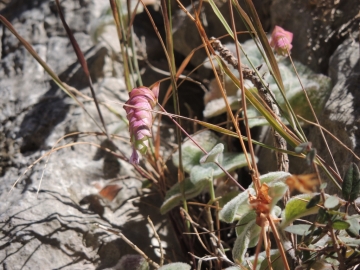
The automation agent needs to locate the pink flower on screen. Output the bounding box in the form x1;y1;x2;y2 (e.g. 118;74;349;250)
270;26;293;56
124;83;160;165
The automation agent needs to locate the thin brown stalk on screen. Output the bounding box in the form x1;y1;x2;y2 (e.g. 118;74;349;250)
252;222;264;270
263;226;273;270
268;216;290;270
229;1;261;192
210;37;289;174
96;224;160;269
55;0;109;139
288;53;340;177
147;216;164;266
180;208;215;255
298;115;360;161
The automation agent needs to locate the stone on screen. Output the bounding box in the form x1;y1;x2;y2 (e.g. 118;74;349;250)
270;0;359;73
0;1;178;269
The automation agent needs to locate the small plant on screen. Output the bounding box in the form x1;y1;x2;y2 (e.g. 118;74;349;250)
2;0;360;269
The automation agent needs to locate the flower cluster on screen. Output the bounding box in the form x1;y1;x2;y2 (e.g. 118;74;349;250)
270;26;293;56
123;83;159;164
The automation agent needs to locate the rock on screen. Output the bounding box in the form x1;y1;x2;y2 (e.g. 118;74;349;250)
270;0;359;73
0;1;178;269
318;35;360;174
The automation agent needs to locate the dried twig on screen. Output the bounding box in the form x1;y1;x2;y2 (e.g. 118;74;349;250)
96;223;160;269
147;216;164;267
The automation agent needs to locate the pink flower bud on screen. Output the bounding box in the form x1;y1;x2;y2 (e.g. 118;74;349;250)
270;26;293;56
124;83;159;165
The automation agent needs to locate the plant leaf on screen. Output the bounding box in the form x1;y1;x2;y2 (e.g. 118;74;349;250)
324;196;340;209
219;188;256;223
250;171;291;186
346;215;360;237
190;153;252;183
249;171;289;209
200;143;224;164
284;224;311;235
342;162;360;202
267;181;289;209
172;130;221;173
306;194;321;209
258;250;283;270
306;149;317;165
332;220;350;230
295;142;311;153
338;236;360;246
281;193;325;228
235;210;261;248
232;229;251;264
160;177;209;214
242;250;281;270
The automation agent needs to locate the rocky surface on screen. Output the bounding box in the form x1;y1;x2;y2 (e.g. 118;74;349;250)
0;1;176;269
0;0;359;269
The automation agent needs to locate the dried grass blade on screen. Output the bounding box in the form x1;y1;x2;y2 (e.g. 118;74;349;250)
55;0;109;138
0;15;106;134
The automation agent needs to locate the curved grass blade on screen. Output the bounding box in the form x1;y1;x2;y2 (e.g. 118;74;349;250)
55;0;109;139
0;15;106;134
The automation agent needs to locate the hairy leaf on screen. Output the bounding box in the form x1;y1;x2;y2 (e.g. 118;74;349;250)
241;250;281;270
160;177;209;214
232;229;251;264
219;189;256;223
172;130;221;172
200;143;224;164
235;211;260;248
338;236;360;247
190;153;251;183
346;215;360;237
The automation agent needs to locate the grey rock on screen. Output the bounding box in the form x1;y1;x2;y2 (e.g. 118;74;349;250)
326;38;359;126
0;1;178;269
270;0;359;73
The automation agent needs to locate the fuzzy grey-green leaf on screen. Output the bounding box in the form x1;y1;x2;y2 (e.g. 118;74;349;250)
346;215;360;237
160;177;209;214
235;211;261;248
172;130;221;172
200;143;224;164
219;189;255;223
191;153;251;183
232;229;251;264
